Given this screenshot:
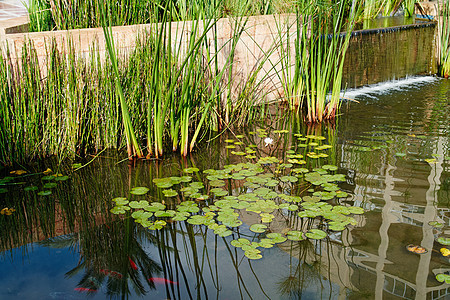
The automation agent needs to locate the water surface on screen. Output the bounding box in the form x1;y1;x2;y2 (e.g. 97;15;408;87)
0;76;449;299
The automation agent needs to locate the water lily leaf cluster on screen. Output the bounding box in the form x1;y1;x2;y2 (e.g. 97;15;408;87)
110;133;363;260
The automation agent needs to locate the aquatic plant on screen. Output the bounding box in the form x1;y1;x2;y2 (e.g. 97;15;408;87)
301;0;356;123
438;0;450;78
111;132;364;260
101;3;143;159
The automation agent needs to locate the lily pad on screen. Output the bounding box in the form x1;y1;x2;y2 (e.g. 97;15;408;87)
305;229;327;240
183;167;199;173
129;200;150;209
24;186;39;192
130;187;149;195
43;182;57;189
163;189;178;197
244;249;262;260
436;274;450;284
286;230;304;241
38;190;52;196
437;237;450;246
266;232;287;243
113;197;129;206
250;224;268;233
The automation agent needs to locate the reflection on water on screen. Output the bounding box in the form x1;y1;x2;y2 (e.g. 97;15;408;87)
0;77;449;299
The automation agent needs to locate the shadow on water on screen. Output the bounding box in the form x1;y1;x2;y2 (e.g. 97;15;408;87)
0;77;449;299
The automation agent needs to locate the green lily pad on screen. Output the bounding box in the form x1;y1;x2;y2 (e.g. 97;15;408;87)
38;190;52;196
437;237;450;246
144;202;166;212
436;273;450;284
55;176;69;181
183;167;199;173
348;207;365;214
110;206;130;214
244;249;262;260
129;200;150;209
113;197;129;206
187;215;209;225
305;229;327;240
43;182;57;189
428;221;444;228
250;224;268;233
41;175;55;181
130;187;149;195
172;211;190;221
266;232;287;243
155;210;176;218
286;230;304;241
24;186;39;192
132;210;153;219
163;189;178;197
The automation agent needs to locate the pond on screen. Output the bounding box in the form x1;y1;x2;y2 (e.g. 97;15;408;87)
0;76;449;299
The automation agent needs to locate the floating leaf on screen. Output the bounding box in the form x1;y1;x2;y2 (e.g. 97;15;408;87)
42;168;53;175
113;197;129;205
266;232;287;243
183;167;199;173
286;231;304;241
305;229;327;240
425;158;437;164
132;211;153;220
129;200;150;209
348;207;364;214
250;224;268;233
438;237;450;246
110;206;129;214
406;244;427;254
72;163;82;169
429;221;444;228
24;186;38;192
41;175;55;181
55;176;69;181
395;153;406;157
244;249;262;260
10;170;27;175
436;274;450;284
38;190;52;196
163;189;178;197
440;248;450;257
43;182;57;189
155;210;176;218
131;187;149;195
144;202;166;212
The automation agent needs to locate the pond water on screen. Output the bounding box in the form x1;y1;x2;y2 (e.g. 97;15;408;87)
0;76;449;300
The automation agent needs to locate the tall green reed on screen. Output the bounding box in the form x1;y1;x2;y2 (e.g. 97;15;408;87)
438;0;450;78
277;0;356;123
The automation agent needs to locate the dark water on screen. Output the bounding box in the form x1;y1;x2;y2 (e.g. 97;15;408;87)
0;77;449;299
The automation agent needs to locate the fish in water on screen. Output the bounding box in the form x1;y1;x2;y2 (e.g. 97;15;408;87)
129;257;138;270
148;277;179;285
74;287;97;292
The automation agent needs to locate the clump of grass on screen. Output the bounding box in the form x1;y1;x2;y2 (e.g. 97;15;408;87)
0;13;267;165
279;0;356;123
438;0;450;78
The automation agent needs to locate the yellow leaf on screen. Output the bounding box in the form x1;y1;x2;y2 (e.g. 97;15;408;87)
441;248;450;257
43;168;53;175
0;208;7;215
10;170;27;175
